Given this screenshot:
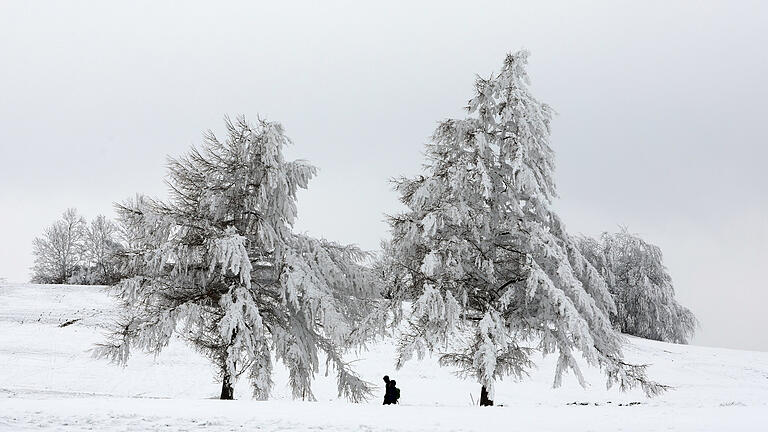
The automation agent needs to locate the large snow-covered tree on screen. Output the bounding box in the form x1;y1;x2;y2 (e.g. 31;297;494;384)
95;116;384;401
386;51;666;405
576;229;697;344
31;208;87;284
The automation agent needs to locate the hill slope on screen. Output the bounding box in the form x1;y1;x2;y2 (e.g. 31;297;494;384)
1;283;766;431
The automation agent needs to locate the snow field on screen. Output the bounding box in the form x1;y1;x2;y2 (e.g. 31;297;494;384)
1;283;767;431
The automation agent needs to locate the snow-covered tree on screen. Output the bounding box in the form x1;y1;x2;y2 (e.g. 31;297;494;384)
386;51;666;405
576;229;697;344
82;215;122;285
31;208;87;284
95;116;385;400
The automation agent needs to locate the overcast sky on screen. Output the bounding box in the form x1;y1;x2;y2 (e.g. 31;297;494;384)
1;1;766;352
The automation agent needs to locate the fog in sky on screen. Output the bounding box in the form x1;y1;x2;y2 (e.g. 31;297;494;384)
1;1;766;351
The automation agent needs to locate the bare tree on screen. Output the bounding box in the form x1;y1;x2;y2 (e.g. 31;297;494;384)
31;208;87;283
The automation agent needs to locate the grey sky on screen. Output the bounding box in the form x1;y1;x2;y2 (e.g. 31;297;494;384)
1;1;766;351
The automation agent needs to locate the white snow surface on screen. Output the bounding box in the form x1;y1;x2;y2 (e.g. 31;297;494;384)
1;283;766;431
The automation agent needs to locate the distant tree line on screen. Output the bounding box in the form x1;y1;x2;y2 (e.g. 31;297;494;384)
31;208;123;285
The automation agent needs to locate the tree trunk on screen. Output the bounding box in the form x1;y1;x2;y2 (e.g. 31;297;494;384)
219;329;237;400
479;385;494;406
220;373;234;400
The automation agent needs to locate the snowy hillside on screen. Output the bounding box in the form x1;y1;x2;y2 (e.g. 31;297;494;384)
1;283;766;431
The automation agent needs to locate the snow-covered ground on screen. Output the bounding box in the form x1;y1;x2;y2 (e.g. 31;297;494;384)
1;283;766;431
